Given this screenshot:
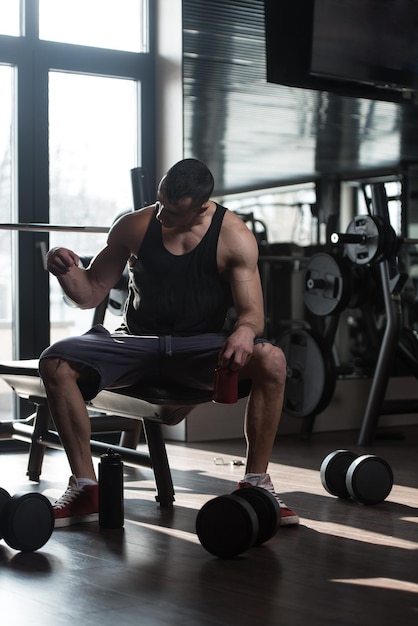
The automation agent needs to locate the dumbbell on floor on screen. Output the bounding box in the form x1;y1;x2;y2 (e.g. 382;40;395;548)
196;486;281;558
0;487;54;552
320;450;393;505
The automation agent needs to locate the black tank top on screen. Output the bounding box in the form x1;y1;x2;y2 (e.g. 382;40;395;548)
121;203;231;335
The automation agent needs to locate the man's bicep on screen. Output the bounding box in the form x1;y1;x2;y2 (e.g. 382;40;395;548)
230;264;264;312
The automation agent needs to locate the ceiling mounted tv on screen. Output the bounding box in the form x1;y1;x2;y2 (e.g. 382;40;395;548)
264;0;418;103
311;0;418;91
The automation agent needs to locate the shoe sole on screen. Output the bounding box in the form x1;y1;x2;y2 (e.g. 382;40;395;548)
54;512;99;528
280;514;300;526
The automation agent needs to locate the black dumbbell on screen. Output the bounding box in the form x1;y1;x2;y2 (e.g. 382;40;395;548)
320;449;394;505
195;486;281;558
0;487;55;552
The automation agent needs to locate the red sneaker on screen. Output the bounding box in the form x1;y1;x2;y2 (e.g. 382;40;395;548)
53;475;99;528
238;474;299;526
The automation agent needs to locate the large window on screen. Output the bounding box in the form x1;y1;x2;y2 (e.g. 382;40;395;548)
0;64;15;419
221;184;318;246
48;71;139;338
0;0;155;418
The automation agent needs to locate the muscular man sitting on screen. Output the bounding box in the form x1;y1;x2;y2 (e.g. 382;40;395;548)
39;158;299;528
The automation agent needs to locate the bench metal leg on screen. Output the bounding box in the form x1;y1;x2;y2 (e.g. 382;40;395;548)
27;404;51;481
143;420;175;507
119;421;143;449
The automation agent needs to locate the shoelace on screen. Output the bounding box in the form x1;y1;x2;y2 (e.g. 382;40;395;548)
276;498;289;510
54;485;82;510
240;480;289;510
265;488;288;509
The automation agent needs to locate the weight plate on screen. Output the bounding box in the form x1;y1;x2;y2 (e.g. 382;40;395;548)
2;492;54;552
345;455;394;505
232;487;281;545
196;494;258;558
278;329;336;419
0;487;11;540
303;253;350;316
0;486;11;510
320;450;358;499
345;215;384;265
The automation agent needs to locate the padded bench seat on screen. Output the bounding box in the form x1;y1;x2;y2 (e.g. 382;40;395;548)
0;359;250;506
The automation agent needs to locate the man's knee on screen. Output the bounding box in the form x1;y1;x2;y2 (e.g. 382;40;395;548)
39;357;83;385
246;342;287;385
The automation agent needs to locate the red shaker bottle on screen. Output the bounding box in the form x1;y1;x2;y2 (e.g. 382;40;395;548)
212;367;238;404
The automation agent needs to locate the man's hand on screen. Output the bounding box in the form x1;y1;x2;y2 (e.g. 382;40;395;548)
46;247;80;276
218;325;256;370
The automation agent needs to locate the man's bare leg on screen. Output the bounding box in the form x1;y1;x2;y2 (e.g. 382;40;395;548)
238;343;299;525
39;357;97;481
240;342;286;474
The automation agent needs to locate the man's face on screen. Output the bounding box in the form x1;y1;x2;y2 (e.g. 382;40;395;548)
155;192;202;229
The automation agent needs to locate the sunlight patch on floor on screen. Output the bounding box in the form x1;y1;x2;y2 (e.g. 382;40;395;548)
131;520;201;545
331;577;418;594
312;520;418;550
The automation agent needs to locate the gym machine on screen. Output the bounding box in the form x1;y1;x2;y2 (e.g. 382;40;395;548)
331;181;418;445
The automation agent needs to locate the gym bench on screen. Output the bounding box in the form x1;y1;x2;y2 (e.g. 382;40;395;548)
0;359;250;507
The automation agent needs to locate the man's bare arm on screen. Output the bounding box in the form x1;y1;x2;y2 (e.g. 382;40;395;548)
217;214;265;368
47;243;130;309
46;214;139;309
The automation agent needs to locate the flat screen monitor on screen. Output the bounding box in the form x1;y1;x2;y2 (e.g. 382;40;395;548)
311;0;418;92
264;0;418;103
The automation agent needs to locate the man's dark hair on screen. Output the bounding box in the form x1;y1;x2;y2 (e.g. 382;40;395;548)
161;158;214;207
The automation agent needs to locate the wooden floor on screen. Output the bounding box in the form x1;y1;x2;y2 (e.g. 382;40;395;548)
0;425;417;626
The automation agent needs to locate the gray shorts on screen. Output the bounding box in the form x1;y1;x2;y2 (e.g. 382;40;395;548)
39;324;266;401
